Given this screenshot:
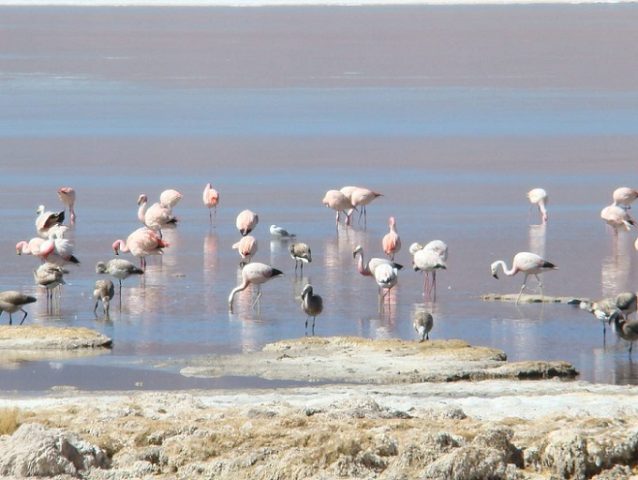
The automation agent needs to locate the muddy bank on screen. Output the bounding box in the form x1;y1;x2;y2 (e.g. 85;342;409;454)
180;336;577;383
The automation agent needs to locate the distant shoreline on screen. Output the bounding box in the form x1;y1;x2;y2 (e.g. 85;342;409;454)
1;0;637;6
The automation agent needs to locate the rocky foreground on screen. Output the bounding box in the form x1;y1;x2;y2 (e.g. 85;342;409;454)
0;336;637;479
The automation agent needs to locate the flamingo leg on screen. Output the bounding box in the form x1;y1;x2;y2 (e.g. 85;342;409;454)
251;286;262;309
305;317;308;335
312;317;316;336
20;309;28;325
535;274;544;301
515;274;530;305
8;313;12;325
432;271;437;302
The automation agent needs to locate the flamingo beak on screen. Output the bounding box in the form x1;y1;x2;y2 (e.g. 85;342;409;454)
492;273;499;279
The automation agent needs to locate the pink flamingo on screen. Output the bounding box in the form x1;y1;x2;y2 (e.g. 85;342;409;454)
601;204;636;235
613;187;638;210
112;227;169;269
411;243;447;301
37;228;80;266
203;183;220;223
347;187;382;225
490;251;557;305
137;194;177;236
232;235;258;266
228;262;283;312
352;245;402;277
235;209;259;236
322;190;354;226
382;216;401;260
16;237;45;257
57;187;76;225
527;188;548;224
159;189;183;209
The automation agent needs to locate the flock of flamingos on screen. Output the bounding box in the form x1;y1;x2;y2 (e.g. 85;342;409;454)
2;183;638;350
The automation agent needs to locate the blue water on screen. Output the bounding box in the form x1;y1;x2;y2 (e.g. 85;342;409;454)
1;5;638;391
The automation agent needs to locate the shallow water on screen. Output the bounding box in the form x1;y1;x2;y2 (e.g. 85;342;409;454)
1;5;638;391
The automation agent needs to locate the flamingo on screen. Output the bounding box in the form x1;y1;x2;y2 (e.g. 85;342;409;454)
228;262;283;312
35;205;65;238
0;291;36;325
93;279;115;316
159;189;183;209
33;262;67;305
382;216;401;260
322;190;354;226
582;292;637;340
413;309;434;342
345;186;382;225
353;245;402;277
601;204;636;235
612;187;638;210
96;258;144;297
527;188;548;223
137;194;176;236
300;284;323;336
203;183;219;223
37;227;80;266
289;242;312;273
411;243;447;300
374;262;399;306
236;210;259;236
270;225;296;239
16;237;45;257
490;251;557;305
57;187;76;224
112;227;169;269
232;235;258;267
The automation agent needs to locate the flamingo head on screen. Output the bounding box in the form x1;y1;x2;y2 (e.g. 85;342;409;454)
112;240;121;255
301;284;313;300
137;194;148;206
36;205;45;215
490;261;500;279
388;216;396;227
15;241;27;255
352;245;363;259
57;187;76;202
95;261;107;274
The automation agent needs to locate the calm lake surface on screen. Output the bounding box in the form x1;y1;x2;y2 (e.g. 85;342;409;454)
1;5;638;391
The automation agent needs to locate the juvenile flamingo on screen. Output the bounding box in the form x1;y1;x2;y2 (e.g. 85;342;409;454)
612;187;638;209
527;188;548;224
96;258;144;296
413;309;434;342
113;227;169;269
382;216;401;260
289;242;312;273
0;291;36;325
93;279;115;316
228;262;283;312
490;251;557;305
300;284;323;336
33;262;67;306
236;210;259;236
232;235;258;266
57;187;76;224
203;183;219;223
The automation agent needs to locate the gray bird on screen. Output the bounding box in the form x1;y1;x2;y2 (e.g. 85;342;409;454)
413;309;434;342
33;262;67;304
609;311;638;354
96;259;144;296
93;279;115;316
300;284;323;336
0;291;37;325
581;292;637;339
289;242;312;273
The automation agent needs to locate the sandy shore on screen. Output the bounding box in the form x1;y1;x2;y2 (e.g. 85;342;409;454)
0;336;636;479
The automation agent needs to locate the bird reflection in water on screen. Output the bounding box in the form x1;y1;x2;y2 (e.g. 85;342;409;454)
528;224;546;259
601;236;632;299
203;233;218;313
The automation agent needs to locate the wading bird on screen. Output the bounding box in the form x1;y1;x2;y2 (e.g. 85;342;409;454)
93;279;115;316
289;242;312;273
0;291;36;325
96;258;144;296
228;263;283;313
612;187;638;210
413;309;434;342
232;235;258;267
235;210;259;236
411;242;447;300
490;251;557;305
35;205;65;238
322;190;354;226
57;187;76;224
113;227;168;269
382;216;401;260
601;204;635;235
300;284;323;336
203;183;219;223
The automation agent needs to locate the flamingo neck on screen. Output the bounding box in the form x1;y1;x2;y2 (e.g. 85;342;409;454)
355;251;370;276
137;201;147;224
16;241;29;254
496;260;517;276
115;239;130;254
228;280;249;311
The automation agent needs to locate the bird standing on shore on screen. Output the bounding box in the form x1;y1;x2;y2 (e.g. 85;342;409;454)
0;291;36;325
490;251;557;305
413;309;434;342
527;188;548;224
228;263;283;312
300;284;323;336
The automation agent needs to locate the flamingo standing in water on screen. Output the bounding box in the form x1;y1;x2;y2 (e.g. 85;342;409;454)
289;242;312;273
159;189;182;209
228;262;283;312
203;183;219;223
37;226;80;266
235;210;259;236
382;216;401;260
612;187;638;209
374;262;399;307
352;245;403;277
490;251;557;305
527;188;548;224
96;258;144;297
411;242;447;300
300;283;323;336
232;235;258;266
601;204;636;235
16;237;45;257
112;227;169;269
345;186;382;225
322;190;354;226
57;187;76;225
35;205;65;238
93;279;115;317
137;194;176;236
